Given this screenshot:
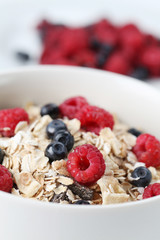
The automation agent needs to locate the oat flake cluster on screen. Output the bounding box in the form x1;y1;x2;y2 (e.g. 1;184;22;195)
1;102;160;205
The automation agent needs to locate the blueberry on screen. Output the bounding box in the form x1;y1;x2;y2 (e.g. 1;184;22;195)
73;200;90;205
16;51;31;62
90;38;101;50
45;141;68;163
46;120;67;139
100;44;113;56
131;167;152;187
96;54;107;68
128;128;142;137
130;67;149;80
40;103;59;119
0;148;5;164
96;44;113;68
54;130;74;151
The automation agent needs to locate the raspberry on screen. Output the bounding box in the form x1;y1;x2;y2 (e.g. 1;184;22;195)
76;105;114;135
59;96;89;119
133;134;160;168
59;28;89;56
140;46;160;76
94;28;118;46
143;183;160;199
119;25;144;51
73;49;96;68
67;144;105;185
104;53;131;75
145;34;159;46
0;108;29;137
0;165;13;192
40;47;65;64
93;19;114;32
121;45;137;62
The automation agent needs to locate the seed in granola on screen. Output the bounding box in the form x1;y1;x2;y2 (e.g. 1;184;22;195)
130;166;152;187
45;141;68;163
46;120;67;139
128;128;142;137
73;200;90;205
68;181;94;200
40;103;59;119
54;130;74;151
0;148;5;164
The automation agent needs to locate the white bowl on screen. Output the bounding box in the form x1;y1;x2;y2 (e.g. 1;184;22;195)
0;66;160;240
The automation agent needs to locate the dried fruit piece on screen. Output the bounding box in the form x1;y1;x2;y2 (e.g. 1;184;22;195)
68;181;93;200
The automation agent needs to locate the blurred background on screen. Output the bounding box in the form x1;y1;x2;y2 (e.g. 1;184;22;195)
0;0;160;87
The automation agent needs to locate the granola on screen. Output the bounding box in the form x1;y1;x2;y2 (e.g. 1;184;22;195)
0;102;160;205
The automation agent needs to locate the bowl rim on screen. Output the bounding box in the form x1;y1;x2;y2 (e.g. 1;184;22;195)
0;64;160;210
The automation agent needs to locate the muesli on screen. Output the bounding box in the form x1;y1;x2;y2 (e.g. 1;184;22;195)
0;96;160;205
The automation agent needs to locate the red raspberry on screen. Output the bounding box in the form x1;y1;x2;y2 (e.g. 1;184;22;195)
47;57;77;66
59;96;89;119
0;108;29;137
0;165;13;192
92;19;118;46
119;24;144;51
67;144;105;185
121;45;137;62
139;46;160;76
43;27;64;49
119;24;139;33
133;134;160;168
40;47;65;64
144;34;159;46
93;19;114;32
94;28;118;46
59;28;89;56
143;183;160;199
104;53;131;75
73;49;96;68
76;105;114;135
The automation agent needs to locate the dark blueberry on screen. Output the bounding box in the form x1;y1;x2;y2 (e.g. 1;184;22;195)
96;54;107;68
16;51;31;62
100;44;114;56
0;148;5;164
96;44;113;68
90;38;102;50
130;67;149;80
46;120;67;139
54;130;74;151
45;141;68;163
68;182;93;200
130;167;152;188
128;128;142;137
40;103;59;119
73;200;90;205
